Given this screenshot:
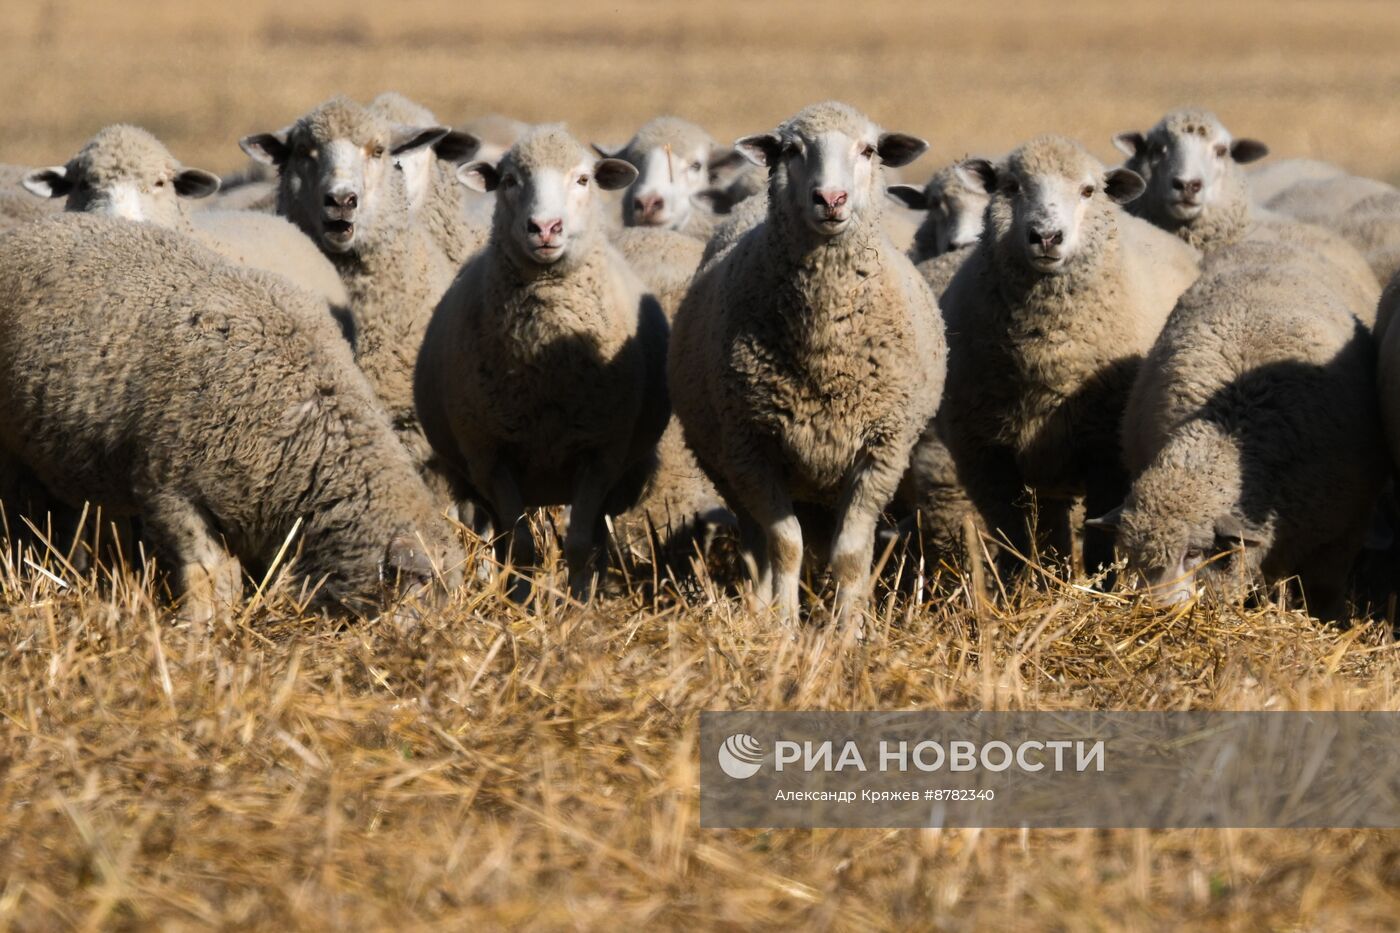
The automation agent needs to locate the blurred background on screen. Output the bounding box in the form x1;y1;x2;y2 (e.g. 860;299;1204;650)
4;0;1400;179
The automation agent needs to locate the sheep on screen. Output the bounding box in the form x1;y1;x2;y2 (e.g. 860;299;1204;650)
1095;241;1386;620
22;125;351;331
594;116;737;240
608;226;730;560
1331;191;1400;286
0;213;465;619
457;114;532;227
1114;109;1380;326
933;136;1201;575
1265;174;1396;225
240;98;460;488
669;101;943;627
888;162;991;263
0;191;50;233
368;92;489;265
414;125;670;599
1245;157;1345;205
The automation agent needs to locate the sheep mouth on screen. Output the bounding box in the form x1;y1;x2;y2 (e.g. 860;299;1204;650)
322;219;356;248
1166;199;1203;220
528;241;566;263
1029;252;1066;271
810;214;852;235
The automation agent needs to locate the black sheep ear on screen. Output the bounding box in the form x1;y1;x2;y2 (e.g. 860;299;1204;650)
174;168;221;199
433;130;481;164
876;132;928;167
1112;131;1146;159
1085;505;1124;530
734;133;783;168
22;166;73;198
390;125;449;157
593;158;638;191
955;158;997;194
886;184;930;210
456;161;500;193
1103;168;1146;205
1230;138;1269;164
240;130;291;166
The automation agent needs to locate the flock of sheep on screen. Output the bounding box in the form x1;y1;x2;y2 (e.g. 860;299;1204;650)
1;92;1398;626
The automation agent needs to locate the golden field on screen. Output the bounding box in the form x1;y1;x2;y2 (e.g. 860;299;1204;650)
5;0;1400;930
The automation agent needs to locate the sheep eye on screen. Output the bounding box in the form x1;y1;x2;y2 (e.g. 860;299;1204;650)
154;179;166;188
576;175;589;187
689;161;703;173
371;145;386;159
1003;179;1020;195
500;175;518;189
1080;184;1094;199
860;144;876;159
1185;546;1207;562
1214;143;1228;158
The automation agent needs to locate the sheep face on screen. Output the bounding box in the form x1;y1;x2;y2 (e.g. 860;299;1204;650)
241;98;448;255
459;126;637;267
599;118;730;231
736;102;926;239
23;125;219;226
889;167;991;256
1119;111;1268;224
368;93;482;216
964;136;1144;275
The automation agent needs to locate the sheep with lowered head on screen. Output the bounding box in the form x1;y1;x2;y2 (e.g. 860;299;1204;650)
0;213;464;619
1095;242;1386;620
934;136;1200;574
415;125;669;599
24;125;351;326
670;101;943;627
240;98;460;486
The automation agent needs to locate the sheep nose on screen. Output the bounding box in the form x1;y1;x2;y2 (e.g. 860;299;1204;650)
812;189;848;210
633;194;664;220
324;190;358;210
1171;177;1203;196
1029;228;1064;248
528;217;564;241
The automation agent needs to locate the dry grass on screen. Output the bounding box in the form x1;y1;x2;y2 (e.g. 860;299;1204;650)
6;1;1400;928
3;523;1400;931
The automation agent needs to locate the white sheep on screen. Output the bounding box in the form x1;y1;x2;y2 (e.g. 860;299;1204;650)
240;98;460;489
0;213;464;620
23;125;350;330
887;162;991;263
594;116;737;240
670;101;943;627
415;125;670;599
1099;238;1386;620
1245;157;1345;205
934;135;1201;574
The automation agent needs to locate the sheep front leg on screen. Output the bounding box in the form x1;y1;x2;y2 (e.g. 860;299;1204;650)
142;492;242;624
735;486;802;627
830;451;904;631
486;462;536;603
565;458;622;601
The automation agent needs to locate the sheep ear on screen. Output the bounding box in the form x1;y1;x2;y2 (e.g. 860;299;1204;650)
1085;505;1124;530
886;184;929;210
433;130;481;164
877;132;928;168
457;161;500;193
173;168;221;199
22;166;72;199
1103;168;1146;204
692;188;738;215
590;142;622;159
707;147;747;175
956;158;997;194
1112;131;1146;159
1214;514;1266;546
391;125;449;157
1230;138;1269;164
593;158;638;191
735;133;782;168
240;130;290;167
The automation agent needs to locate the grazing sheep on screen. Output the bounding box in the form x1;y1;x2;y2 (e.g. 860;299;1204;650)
670;101;943;627
240;98;459;484
415;126;670;599
935;136;1200;574
1097;242;1386;620
23;125;350;328
369;92;488;265
1114;109;1380;325
1245;157;1345;205
0;214;464;619
594;116;735;240
888;162;991;263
